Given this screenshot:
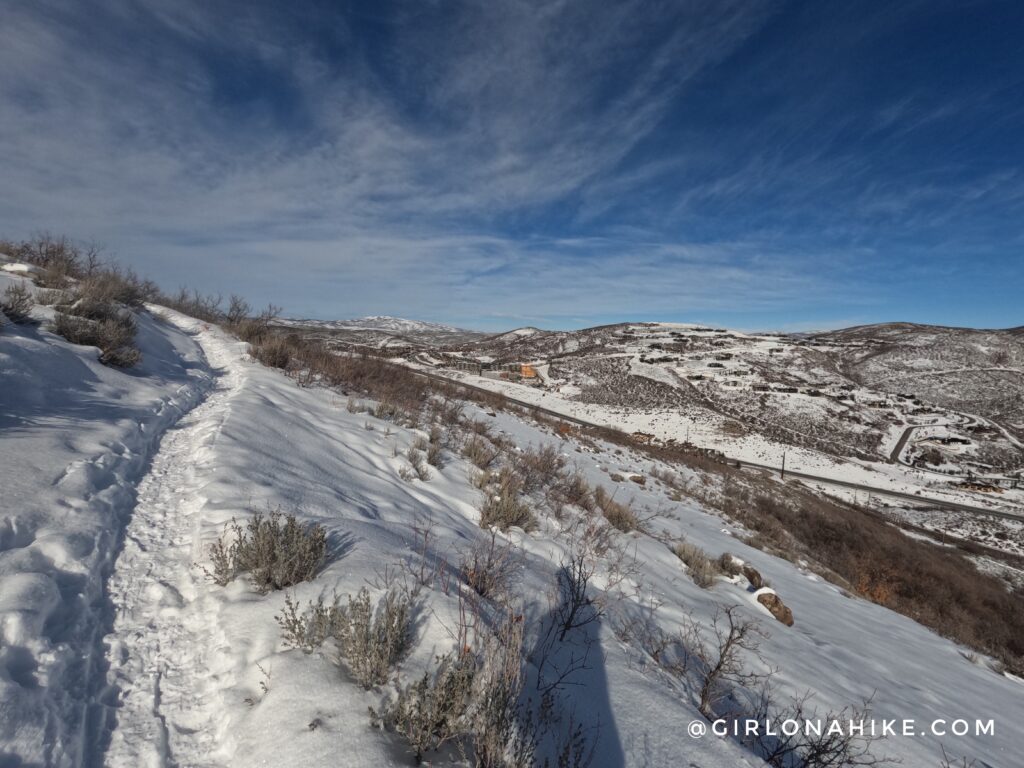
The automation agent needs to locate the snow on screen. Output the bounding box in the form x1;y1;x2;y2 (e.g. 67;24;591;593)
0;296;214;765
433;368;1024;518
2;301;1023;766
1;262;42;275
276;315;467;334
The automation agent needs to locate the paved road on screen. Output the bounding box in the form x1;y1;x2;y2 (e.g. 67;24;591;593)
410;367;1024;522
890;424;916;464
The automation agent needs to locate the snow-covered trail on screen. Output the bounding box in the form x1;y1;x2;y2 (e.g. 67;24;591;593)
101;321;242;768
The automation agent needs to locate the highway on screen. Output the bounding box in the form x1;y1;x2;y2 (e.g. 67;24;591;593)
409;367;1024;522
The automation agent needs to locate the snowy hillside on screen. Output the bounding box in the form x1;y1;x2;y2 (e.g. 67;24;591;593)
2;280;1022;766
273;315;486;351
277;315;471;335
0;271;215;764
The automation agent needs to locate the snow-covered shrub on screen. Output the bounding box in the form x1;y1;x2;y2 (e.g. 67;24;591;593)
335;587;413;689
592;486;639;532
673;539;718;588
52;311;141;367
370;650;477;763
206;510;327;593
1;283;34;323
479;470;535;532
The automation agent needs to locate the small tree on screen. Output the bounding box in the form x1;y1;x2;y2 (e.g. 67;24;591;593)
691;605;769;718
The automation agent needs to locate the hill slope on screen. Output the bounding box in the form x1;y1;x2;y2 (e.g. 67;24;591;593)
2;296;1022;766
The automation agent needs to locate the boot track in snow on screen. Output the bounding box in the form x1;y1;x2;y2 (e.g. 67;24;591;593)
101;324;241;768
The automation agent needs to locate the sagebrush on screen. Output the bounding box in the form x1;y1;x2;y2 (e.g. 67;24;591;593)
207;510;327;593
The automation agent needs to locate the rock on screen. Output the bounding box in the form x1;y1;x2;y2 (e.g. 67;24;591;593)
757;591;794;626
742;564;764;590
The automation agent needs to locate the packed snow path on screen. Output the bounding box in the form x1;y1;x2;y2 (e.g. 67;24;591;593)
101;322;241;767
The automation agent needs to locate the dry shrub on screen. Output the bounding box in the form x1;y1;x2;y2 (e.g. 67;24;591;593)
371;650;476;762
463;436;501;470
36;288;68;306
44;264;148;367
426;441;444;468
336;586;413;689
231;303;281;345
249;333;297;369
371;610;534;766
673;539;718;588
77;266;158;308
592;486;639;533
724;479;1024;674
207;510;327;593
461;530;518;601
552;470;594;512
276;592;346;653
1;283;34;323
717;552;742;577
516;443;566;493
159;286;225;323
53;311;140;367
479;470;535;532
407;446;432;481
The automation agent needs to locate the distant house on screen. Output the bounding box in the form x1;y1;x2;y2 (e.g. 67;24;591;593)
451;360;482;375
752;384;772;392
714;353;734;361
708;362;725;368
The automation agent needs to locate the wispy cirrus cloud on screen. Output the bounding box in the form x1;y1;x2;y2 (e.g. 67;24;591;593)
1;0;1021;330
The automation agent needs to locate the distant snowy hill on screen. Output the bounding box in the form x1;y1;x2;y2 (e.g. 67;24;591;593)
276;315;470;334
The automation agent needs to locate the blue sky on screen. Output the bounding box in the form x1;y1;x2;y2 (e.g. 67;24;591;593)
1;1;1021;331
